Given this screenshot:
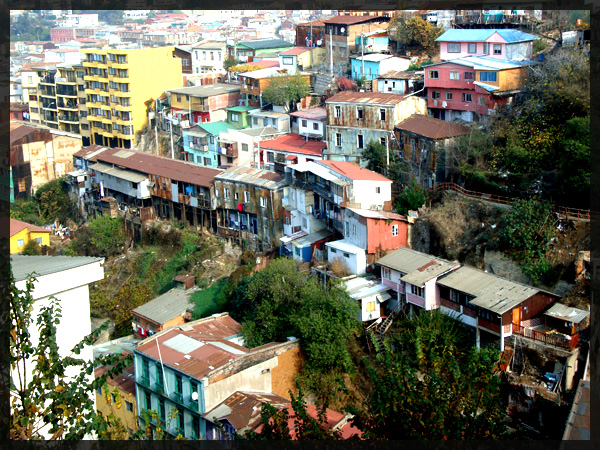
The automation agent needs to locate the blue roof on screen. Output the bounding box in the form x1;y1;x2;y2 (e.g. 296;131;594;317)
436;29;538;43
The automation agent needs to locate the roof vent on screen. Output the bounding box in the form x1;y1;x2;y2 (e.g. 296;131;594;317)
287;336;296;341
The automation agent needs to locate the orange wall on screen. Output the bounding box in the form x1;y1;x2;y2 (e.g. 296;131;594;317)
367;218;408;254
270;345;303;400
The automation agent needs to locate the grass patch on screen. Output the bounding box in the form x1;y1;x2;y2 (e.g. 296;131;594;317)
191;278;229;319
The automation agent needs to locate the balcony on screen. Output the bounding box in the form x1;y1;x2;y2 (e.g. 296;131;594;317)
191;103;210;113
57;100;78;110
56;86;77;97
241;84;260;96
39;75;56;85
59;114;79;123
169;391;183;405
189;142;208;152
512;323;579;351
138;375;151;388
219;142;238;158
184;397;199;412
56;76;77;84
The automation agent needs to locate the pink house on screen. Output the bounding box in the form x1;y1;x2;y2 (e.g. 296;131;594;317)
424;56;536;122
376;247;459;313
436;29;537;62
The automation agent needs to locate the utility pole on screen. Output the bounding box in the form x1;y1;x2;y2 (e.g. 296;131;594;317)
361;29;365;81
169;118;175;159
329;27;333;77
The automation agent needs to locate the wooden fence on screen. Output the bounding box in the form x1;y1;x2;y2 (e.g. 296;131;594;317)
429;182;590;221
512;323;579;350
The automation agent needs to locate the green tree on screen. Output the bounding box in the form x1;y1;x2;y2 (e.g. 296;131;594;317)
395;181;426;215
261;74;311;111
223;57;241;71
10;197;44;226
361;140;410;184
390;13;443;56
88;215;126;257
20;239;42;255
34;178;77;224
10;271;132;439
348;310;507;439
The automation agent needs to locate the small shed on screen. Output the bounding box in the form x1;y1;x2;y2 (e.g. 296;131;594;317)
174;274;196;290
543;304;590;336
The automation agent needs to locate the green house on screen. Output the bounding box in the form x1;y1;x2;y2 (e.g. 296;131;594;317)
226;106;257;130
229;39;294;62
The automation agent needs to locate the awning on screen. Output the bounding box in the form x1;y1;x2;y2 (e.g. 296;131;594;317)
280;231;308;244
89;162;147;183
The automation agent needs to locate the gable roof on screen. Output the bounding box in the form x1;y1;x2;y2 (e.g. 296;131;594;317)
288;107;327;120
316;160;391;182
131;288;194;325
236;39;293;50
10;218;50;237
216;166;286;190
376;247;453;275
245;59;280;68
395;114;470;139
326;91;407;105
166;83;240;97
10;124;47;144
378;70;423;80
436;29;538;43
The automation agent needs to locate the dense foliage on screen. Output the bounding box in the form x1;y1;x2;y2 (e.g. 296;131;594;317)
395;181;426;215
348;310;507;439
362;140;410;185
65;216;125;257
390;13;443;56
261;74;311;111
11;178;78;226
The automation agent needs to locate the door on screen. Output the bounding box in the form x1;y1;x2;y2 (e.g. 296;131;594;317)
512;307;521;325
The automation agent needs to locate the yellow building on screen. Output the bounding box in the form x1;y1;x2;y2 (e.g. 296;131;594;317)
10;218;50;254
56;64;92;144
82;46;183;149
94;356;138;438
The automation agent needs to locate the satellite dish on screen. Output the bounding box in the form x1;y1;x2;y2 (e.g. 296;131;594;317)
340;27;345;33
191;392;199;401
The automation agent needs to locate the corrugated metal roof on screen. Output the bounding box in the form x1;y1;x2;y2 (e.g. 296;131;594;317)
164;334;205;353
326;90;408;105
436;29;538;43
95;146;223;187
289;161;347;184
237;38;293;50
290;229;330;247
259;133;326;156
288;107;327;120
378;70;423;80
395;114;470;140
324;15;389;25
317;160;392;182
216;166;286;190
325;239;365;254
427;56;537;70
280;47;311;55
166;83;241;97
544;303;589;324
352;53;397;62
436;265;548;314
131;288;194;325
227;105;258;113
197;121;235;136
11;255;104;281
376;247;445;274
474;81;500;92
238;67;286;79
239;126;279;137
347;207;407;221
89;162;148;183
401;257;459;287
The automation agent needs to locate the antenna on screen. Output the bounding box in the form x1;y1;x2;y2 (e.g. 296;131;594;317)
155;335;169;395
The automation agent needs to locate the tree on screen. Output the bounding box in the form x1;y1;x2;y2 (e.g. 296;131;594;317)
395;181;426;215
390;13;443;56
223;57;241;71
10;271;132;439
231;258;358;375
261;74;311;111
348;310;507;439
20;239;42;256
88;215;126;257
361;140;410;185
34;178;78;224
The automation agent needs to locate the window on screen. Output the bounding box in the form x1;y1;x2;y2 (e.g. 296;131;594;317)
479;96;487;106
447;42;461;53
330;247;337;253
126;401;133;412
224;188;230;199
253;117;258;125
445;92;453;101
244;191;250;202
177;95;182;102
449;71;460;80
215;188;219;197
267;152;274;163
260;196;267;208
483;43;490;55
145;391;151;410
295;247;300;257
343;252;350;258
464;71;475;81
334;105;341;118
313;122;319;131
210;51;214;60
285;216;290;225
335;133;342;146
375;186;381;194
142;358;149;379
462;93;472;102
96;386;102;395
382;267;391;279
468;43;477;53
242;143;248;152
379;109;386;121
493;44;502;55
301;119;307;127
177;407;184;431
392;224;398;236
356;107;363;120
159;398;165;421
175;374;183;394
231;113;239;122
192;416;200;438
366;301;375;312
210;135;215;144
411;285;424;297
431;91;441;100
357;134;364;149
35;238;42;244
479;71;497;82
282;56;294;65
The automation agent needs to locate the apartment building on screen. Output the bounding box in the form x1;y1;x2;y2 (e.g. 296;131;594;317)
325;91;427;164
190;40;227;74
166;83;241;127
81;46;182;149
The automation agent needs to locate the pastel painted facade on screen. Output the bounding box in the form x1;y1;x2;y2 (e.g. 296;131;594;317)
278;47;326;74
345;276;391;322
190;41;227;74
436;29;536;62
249;109;290;133
257;133;326;171
376;70;424;95
326;239;367;275
10;218;50;254
289;108;327;139
355;31;390;54
350;54;410;81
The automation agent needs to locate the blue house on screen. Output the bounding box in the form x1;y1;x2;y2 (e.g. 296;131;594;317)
350;54;410;81
355;31;390;54
183;122;234;168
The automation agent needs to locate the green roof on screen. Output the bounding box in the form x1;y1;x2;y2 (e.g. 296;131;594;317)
198;121;234;136
227;106;258;113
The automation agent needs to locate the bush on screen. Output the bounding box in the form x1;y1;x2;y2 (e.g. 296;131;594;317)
396;181;426;215
20;239;41;255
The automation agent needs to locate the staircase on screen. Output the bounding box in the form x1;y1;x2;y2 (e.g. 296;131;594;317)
365;303;402;353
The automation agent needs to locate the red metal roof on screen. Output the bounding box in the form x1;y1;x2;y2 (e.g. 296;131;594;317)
246;60;280;68
280;47;311;55
259;133;326;156
94;354;136;396
326;91;408;105
317;160;392;182
395;114;470;140
73;145;110;162
94;147;223;187
10;218;50;237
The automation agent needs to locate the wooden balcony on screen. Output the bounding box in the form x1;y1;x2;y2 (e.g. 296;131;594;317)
219;142;238;158
512;323;579;350
241;84;260;96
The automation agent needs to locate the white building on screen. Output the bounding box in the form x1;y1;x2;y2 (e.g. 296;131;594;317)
57;13;99;28
289;108;327;139
345;276;391;322
10;78;23;103
11;255;105;438
248;109;290;132
191;40;227;74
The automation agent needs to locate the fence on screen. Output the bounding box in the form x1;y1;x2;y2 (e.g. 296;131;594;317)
429;182;590;221
512;323;578;350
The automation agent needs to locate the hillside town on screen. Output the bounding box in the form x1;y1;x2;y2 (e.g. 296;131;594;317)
8;9;592;442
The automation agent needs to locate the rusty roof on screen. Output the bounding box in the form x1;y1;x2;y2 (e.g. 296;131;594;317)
316;160;392;182
94;147;223;187
395;114;470;140
203;391;290;433
288;107;327;120
259;133;326;156
10;218;50;237
296;20;326;27
378;70;423;80
10;123;47;144
323;15;389;25
94;355;136;396
73;145;111;162
216;166;286;190
135;315;245;380
326;91;408;105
